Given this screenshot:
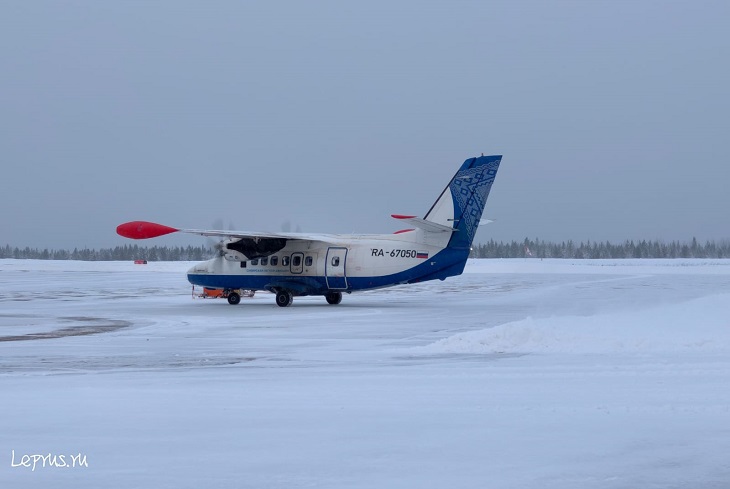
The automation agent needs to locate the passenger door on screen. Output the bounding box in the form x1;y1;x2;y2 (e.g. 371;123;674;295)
325;247;348;289
290;252;304;274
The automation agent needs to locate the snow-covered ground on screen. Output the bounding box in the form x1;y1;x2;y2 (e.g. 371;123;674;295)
1;258;729;488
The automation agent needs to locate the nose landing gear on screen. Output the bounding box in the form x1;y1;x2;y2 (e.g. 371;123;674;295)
325;291;342;305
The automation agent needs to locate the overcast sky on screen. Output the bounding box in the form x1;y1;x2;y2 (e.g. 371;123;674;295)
2;1;729;249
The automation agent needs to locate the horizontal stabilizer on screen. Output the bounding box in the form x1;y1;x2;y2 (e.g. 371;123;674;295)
391;215;455;233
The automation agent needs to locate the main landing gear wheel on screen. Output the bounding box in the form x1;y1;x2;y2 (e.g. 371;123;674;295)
227;292;241;305
275;290;293;307
325;291;342;305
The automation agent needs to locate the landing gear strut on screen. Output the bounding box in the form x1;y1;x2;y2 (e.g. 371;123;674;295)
275;290;293;307
325;291;342;305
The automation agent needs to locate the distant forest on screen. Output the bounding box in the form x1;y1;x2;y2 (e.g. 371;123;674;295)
471;237;730;259
0;244;213;261
2;238;730;261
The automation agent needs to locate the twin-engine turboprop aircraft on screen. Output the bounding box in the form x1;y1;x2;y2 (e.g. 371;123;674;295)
117;154;503;307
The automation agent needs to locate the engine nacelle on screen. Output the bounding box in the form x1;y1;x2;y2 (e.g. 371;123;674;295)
225;237;288;260
219;239;247;261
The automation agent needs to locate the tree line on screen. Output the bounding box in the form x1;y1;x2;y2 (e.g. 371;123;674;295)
1;238;729;261
470;237;730;259
0;244;214;261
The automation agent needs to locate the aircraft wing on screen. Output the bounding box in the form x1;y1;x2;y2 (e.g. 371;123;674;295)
116;221;339;243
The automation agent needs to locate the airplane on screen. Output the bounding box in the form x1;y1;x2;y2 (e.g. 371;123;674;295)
116;154;503;307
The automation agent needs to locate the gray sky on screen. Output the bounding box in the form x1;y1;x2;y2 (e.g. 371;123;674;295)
2;0;729;249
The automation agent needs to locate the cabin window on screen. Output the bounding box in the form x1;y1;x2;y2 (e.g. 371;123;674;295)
261;257;268;266
270;256;278;266
292;255;302;267
250;259;258;265
305;256;313;267
331;256;340;267
240;261;246;268
282;256;290;267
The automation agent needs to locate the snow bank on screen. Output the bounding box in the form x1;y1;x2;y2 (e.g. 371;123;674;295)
465;258;730;275
419;292;730;354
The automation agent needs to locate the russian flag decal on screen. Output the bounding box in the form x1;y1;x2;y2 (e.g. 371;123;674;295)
416;251;429;259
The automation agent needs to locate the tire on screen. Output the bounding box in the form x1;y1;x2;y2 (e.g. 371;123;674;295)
227;292;241;305
275;290;293;307
325;292;342;305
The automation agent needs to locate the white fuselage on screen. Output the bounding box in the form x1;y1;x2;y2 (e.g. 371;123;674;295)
186;228;457;295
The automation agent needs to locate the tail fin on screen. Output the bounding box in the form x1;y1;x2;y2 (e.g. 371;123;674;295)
424;154;502;250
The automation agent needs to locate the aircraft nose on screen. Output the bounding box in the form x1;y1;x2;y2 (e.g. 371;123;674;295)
188;262;209;274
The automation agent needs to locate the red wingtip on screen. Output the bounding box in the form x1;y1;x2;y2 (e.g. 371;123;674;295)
116;221;179;239
391;214;417;219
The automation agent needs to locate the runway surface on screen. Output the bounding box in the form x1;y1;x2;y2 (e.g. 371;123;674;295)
2;258;729;488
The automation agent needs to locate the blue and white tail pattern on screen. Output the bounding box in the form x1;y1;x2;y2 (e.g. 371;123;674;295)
424;155;502;250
